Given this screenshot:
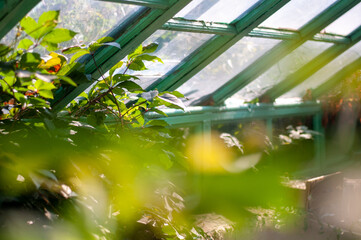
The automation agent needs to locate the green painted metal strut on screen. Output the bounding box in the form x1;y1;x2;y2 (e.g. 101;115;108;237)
52;0;191;111
143;103;322;126
313;112;326;171
147;0;292;92
161;18;350;44
261;25;361;101
312;57;361;99
0;0;40;39
208;0;361;106
97;0;171;9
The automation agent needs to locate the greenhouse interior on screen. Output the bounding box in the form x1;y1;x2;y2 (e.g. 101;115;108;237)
1;0;361;239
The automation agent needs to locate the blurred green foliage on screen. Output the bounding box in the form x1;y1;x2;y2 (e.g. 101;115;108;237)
0;9;306;240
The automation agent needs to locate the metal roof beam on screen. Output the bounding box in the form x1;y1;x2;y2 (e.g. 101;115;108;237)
147;0;291;92
97;0;171;9
0;0;40;39
261;25;361;101
142;103;321;126
52;0;191;111
161;18;351;44
208;0;361;106
312;57;361;99
161;18;238;36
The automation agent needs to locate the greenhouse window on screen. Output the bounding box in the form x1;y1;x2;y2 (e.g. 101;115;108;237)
323;2;361;35
177;37;281;105
259;0;337;30
126;31;215;89
230;41;334;103
175;0;260;23
281;39;361;100
2;0;141;48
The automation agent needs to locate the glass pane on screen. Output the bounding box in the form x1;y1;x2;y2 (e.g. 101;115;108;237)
281;40;361;100
125;31;213;88
232;41;334;102
323;2;361;36
259;0;337;30
176;37;281;105
2;0;140;47
175;0;260;23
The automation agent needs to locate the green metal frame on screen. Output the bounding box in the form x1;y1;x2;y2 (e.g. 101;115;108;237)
261;25;361;101
161;18;350;44
1;0;357;176
98;0;171;9
312;57;361;98
0;0;40;39
147;0;292;92
144;103;326;173
52;0;192;111
206;0;361;106
144;103;322;126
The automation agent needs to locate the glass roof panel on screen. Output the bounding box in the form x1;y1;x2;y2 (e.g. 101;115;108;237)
124;31;214;89
2;0;140;47
281;40;361;100
323;2;361;36
175;0;260;23
259;0;337;30
232;41;334;102
177;37;281;105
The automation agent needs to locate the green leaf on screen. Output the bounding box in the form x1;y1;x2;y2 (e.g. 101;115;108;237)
158;93;186;109
1;76;16;90
28;97;49;108
142;43;158;53
17;39;33;50
61;46;83;54
87;112;105;126
136;54;163;63
116;81;143;92
42;28;77;43
128;59;146;71
58;76;77;87
146;119;168;127
109;61;123;77
96;36;114;44
20;16;39;38
57;62;84;75
38;89;54;99
36;10;59;39
128;44;143;60
20;52;41;68
69;50;90;64
167;90;184;98
0;44;12;56
40;41;58;51
89;42;102;53
103;42;120;48
14;92;26;103
38;10;59;26
141;90;158;102
34;79;56;91
112;74;138;84
150;108;168;117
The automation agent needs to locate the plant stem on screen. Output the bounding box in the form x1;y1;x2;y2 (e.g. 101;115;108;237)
91;54;123;125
